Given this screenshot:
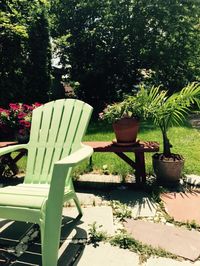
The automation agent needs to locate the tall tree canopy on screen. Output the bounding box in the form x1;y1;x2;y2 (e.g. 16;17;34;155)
1;0;199;110
0;0;51;106
51;0;200;111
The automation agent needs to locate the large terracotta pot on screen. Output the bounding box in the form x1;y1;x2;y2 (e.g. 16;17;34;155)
152;154;184;184
112;117;139;143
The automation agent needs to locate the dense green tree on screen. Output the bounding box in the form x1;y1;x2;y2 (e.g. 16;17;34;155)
51;0;200;112
27;8;51;103
0;0;51;106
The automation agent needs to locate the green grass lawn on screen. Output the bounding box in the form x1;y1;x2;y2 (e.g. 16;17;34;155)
17;120;200;178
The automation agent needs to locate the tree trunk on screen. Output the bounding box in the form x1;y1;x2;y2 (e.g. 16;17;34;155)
162;131;172;157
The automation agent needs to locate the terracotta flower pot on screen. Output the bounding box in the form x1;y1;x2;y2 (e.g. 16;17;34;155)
112;117;139;143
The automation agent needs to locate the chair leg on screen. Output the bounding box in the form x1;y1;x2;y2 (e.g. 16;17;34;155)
40;215;62;266
73;194;83;216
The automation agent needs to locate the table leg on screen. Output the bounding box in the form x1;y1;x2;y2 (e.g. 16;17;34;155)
135;152;146;184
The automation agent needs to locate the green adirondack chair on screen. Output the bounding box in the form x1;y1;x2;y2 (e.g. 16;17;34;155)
0;99;93;266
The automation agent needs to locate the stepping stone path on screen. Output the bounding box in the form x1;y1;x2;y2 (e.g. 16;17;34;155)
185;174;200;186
74;243;139;266
146;257;200;266
62;206;115;238
124;219;200;261
161;191;200;224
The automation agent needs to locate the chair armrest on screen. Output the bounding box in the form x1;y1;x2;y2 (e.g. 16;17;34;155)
55;144;93;167
0;144;28;157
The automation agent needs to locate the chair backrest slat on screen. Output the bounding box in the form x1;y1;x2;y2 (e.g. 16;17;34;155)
25;99;93;184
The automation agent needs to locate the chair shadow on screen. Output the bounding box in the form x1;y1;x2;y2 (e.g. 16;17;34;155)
0;215;87;266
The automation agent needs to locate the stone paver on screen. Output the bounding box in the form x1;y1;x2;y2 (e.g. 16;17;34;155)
65;191;108;207
124;219;200;261
161;191;200;224
110;189;157;218
77;174;122;185
63;206;115;238
74;243;139;266
146;257;200;266
185;174;200;186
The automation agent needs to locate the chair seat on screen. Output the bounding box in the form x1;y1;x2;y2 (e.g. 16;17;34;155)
0;184;48;209
0;184;72;209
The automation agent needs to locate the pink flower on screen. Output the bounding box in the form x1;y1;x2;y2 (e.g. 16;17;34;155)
19;120;31;128
18;112;27;119
9;103;20;111
33;102;42;107
0;108;10;116
23;104;34;111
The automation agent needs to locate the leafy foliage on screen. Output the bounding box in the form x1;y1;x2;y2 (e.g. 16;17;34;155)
111;201;132;222
99;85;152;122
88;222;108;244
144;82;200;156
51;0;200;111
0;0;51;106
27;8;52;103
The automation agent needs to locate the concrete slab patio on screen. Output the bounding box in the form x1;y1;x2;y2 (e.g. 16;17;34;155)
124;219;200;261
74;243;139;266
62;206;115;238
2;174;200;265
146;257;200;266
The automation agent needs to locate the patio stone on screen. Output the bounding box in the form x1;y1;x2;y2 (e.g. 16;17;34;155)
75;173;122;185
185;175;200;186
124;219;200;261
65;191;108;207
146;257;200;266
161;191;200;224
62;206;115;239
73;242;139;266
110;189;157;218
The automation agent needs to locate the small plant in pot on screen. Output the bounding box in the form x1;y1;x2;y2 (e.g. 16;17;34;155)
99;89;147;144
145;82;200;184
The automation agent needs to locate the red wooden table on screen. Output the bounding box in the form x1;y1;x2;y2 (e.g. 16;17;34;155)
0;141;26;178
83;141;159;184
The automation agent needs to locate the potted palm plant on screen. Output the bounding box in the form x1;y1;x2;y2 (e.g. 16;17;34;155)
99;90;146;144
144;82;200;183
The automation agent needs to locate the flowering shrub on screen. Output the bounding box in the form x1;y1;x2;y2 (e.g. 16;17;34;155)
0;103;42;137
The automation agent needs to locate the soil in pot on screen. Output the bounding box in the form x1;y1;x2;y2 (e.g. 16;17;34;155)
112;117;139;143
152;153;184;184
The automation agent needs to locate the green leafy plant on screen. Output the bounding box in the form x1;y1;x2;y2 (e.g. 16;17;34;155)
88;222;108;243
99;87;149;123
110;229;137;249
111;201;132;222
144;82;200;158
